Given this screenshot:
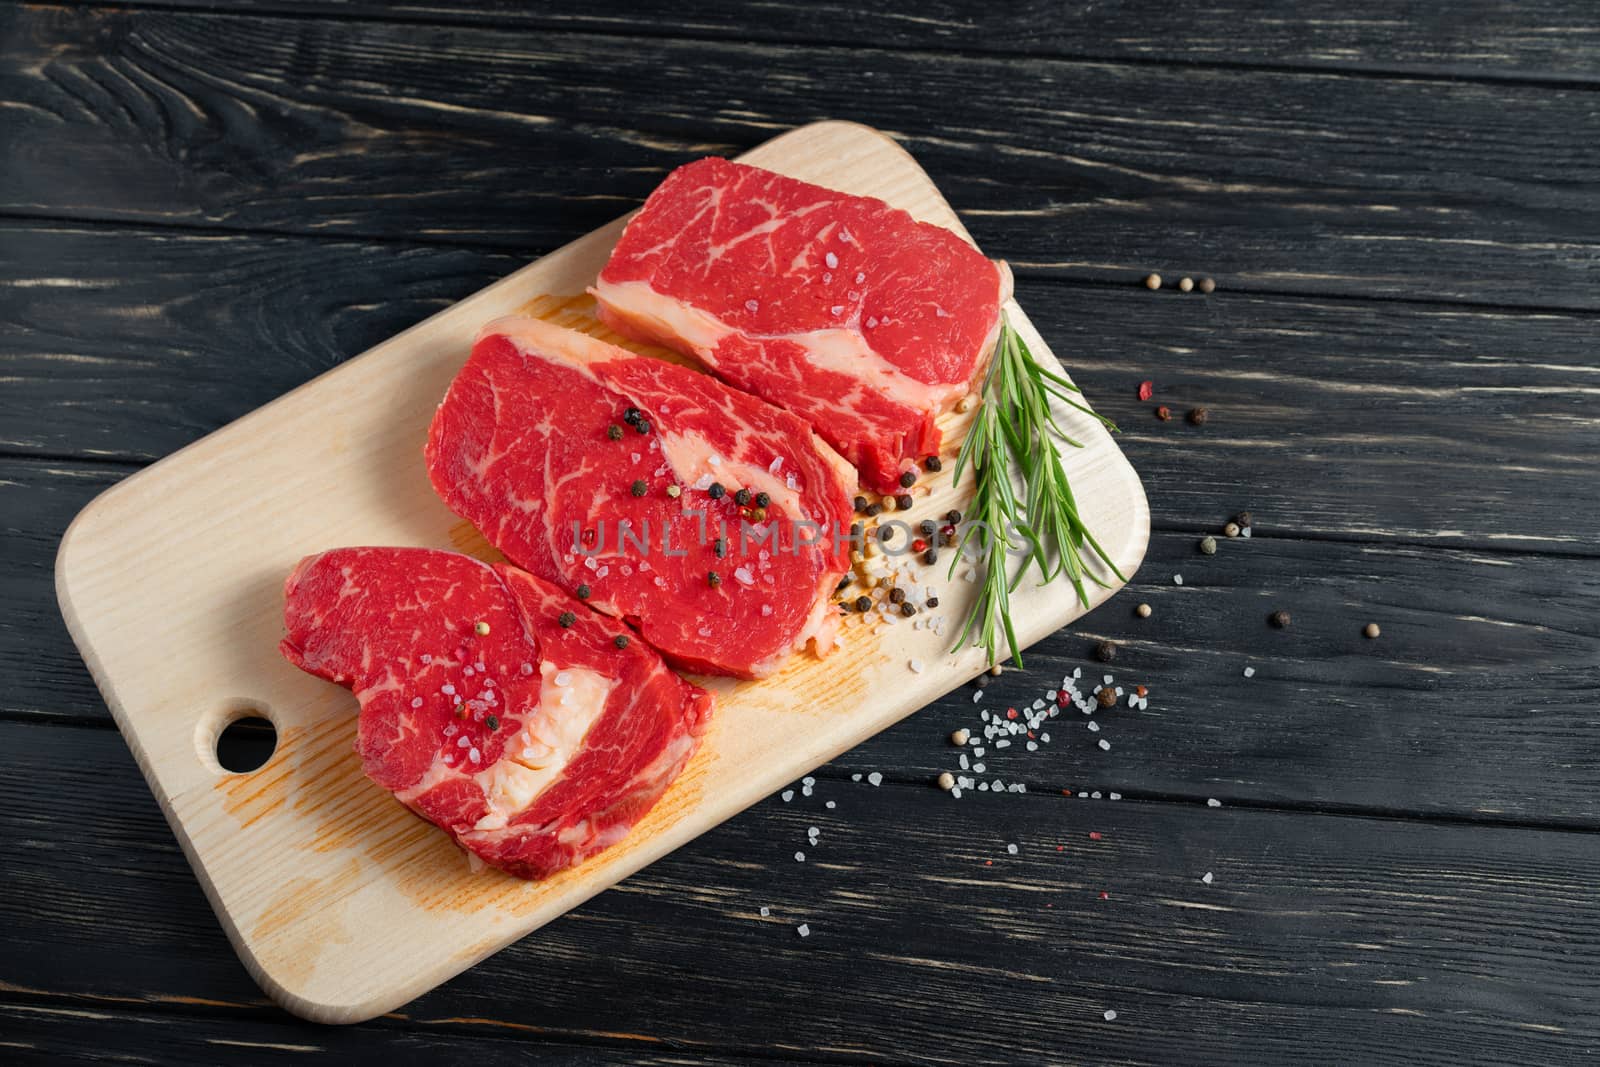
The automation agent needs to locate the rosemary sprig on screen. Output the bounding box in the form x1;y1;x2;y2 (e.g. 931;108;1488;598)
950;313;1125;667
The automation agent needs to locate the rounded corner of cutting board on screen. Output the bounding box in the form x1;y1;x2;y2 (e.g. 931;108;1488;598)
247;947;413;1026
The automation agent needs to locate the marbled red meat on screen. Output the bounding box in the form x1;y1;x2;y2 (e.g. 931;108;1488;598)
280;547;712;880
591;157;1011;493
426;316;856;679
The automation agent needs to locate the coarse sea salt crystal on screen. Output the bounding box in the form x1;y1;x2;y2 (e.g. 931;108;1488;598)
1098;739;1111;751
411;697;423;708
1110;792;1122;800
761;604;773;616
855;272;865;284
442;684;456;696
781;790;794;802
1104;1010;1117;1022
734;566;755;586
797;923;811;938
1202;872;1214;884
759;906;771;917
1006;843;1018;855
825;251;839;269
769;456;784;474
908;659;924;674
468;747;481;764
794;851;806;862
867;772;883;787
554;671;572;687
851;773;862;782
1208;798;1222;807
1243;667;1256;678
421;654;432;665
745;299;759;312
1173;574;1184;585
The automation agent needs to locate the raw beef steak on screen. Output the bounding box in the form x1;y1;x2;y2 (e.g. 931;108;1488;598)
280;547;713;879
591;157;1011;493
426;315;856;679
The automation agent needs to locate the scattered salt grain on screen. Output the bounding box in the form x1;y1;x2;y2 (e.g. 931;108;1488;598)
795;851;806;862
867;772;883;787
781;790;794;802
797;924;811;938
1098;739;1111;751
745;299;759;312
825;251;839;269
1006;843;1018;855
803;776;814;786
908;658;925;674
411;697;423;708
1202;872;1214;884
825;800;836;809
1088;722;1100;733
852;773;863;782
759;906;770;917
1103;1010;1117;1022
1173;574;1184;585
441;684;456;696
1207;798;1222;808
468;747;481;764
1243;667;1256;678
554;671;572;687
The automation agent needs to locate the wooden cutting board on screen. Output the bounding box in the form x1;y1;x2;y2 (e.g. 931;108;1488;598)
55;120;1149;1024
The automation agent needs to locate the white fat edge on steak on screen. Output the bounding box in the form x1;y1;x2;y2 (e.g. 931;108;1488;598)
470;659;614;832
588;277;975;415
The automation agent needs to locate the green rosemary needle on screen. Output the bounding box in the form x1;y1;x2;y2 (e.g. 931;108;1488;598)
949;313;1124;667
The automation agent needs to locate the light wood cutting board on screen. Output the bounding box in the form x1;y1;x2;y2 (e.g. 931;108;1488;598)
55;120;1149;1024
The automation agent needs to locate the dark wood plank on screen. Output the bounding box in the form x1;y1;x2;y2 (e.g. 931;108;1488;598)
3;717;1596;1064
4;7;1599;308
6;223;1598;554
7;401;1600;822
0;1001;809;1066
66;0;1600;82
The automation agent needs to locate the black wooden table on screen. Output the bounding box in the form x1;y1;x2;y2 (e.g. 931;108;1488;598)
4;3;1598;1063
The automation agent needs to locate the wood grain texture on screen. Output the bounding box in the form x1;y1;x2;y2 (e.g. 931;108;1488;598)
10;456;1600;825
55;0;1600;81
7;223;1599;554
4;6;1599;308
52;121;1147;1023
2;719;1596;1065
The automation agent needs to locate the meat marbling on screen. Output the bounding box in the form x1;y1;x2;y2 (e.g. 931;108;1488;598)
426;315;857;679
280;547;713;879
591;157;1012;493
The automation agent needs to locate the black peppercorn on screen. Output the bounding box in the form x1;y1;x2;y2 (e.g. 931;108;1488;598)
901;603;916;617
1187;406;1209;426
889;587;906;605
1270;610;1290;629
836;576;851;592
1235;510;1253;528
708;482;726;500
576;584;591;600
486;714;500;731
945;509;962;524
899;470;917;488
927;596;940;608
735;488;751;506
919;520;937;537
921;548;939;566
708;571;722;588
925;456;943;472
755;492;770;508
635;419;651;434
855;595;872;612
623;407;642;425
558;611;576;628
1094;639;1117;663
895;493;914;510
854;495;869;512
630;479;647;497
606;424;623;440
613;634;629;650
865;503;883;517
713;538;727;558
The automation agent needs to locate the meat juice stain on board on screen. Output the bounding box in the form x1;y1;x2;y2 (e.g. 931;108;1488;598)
517;292;695;369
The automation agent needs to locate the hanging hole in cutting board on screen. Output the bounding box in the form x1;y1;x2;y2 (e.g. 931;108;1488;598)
214;712;278;773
